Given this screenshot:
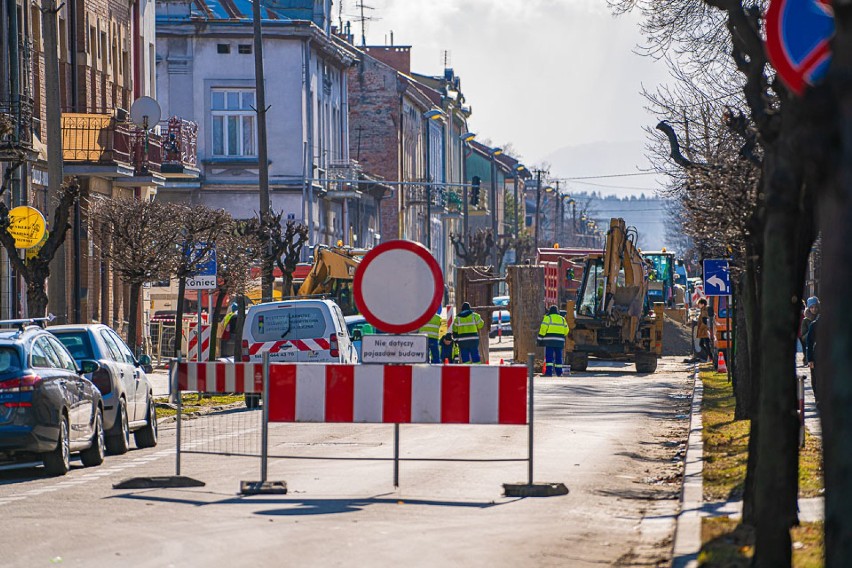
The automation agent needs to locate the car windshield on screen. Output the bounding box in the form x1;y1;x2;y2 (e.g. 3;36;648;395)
0;347;21;375
250;307;326;341
52;331;95;361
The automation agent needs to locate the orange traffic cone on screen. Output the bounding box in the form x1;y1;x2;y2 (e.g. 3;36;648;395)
444;358;449;364
717;351;728;374
542;362;547;375
499;358;504;365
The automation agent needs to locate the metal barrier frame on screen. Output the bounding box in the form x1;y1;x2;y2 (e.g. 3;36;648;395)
170;354;539;490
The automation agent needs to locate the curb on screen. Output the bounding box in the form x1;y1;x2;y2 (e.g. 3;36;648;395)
672;363;703;568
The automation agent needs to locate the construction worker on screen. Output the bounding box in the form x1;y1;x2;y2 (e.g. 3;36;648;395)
452;302;484;364
419;308;443;363
538;305;569;376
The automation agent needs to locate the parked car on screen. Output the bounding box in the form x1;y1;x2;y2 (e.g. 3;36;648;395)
242;299;357;408
493;296;510;307
490;310;512;338
49;324;157;454
0;321;106;475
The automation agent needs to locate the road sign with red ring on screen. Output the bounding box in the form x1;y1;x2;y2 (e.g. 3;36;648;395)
354;240;444;334
766;0;834;96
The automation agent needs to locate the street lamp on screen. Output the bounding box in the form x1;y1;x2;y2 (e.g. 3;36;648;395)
423;108;446;251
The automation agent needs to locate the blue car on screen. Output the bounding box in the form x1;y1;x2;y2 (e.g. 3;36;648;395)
0;321;105;475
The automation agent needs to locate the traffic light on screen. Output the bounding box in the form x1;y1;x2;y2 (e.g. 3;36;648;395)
470;176;481;206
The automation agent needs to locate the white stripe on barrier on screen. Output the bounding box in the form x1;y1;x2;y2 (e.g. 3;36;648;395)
411;365;442;423
353;365;384;423
187;363;198;391
296;365;326;422
225;364;236;392
243;363;255;393
469;366;499;424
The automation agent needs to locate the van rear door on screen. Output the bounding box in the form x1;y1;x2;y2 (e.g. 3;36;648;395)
247;304;332;363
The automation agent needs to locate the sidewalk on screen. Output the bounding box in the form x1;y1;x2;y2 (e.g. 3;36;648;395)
671;362;824;567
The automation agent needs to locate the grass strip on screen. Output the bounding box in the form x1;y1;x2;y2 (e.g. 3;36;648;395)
699;370;824;565
154;394;245;418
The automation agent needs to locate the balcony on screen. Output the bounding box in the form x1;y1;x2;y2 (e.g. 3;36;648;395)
161;117;200;178
61;113;199;185
0;98;35;160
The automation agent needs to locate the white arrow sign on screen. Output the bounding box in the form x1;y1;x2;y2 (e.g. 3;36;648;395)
707;275;726;291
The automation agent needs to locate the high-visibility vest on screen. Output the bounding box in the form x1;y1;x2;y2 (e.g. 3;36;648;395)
452;312;484;340
538;314;569;339
419;313;442;340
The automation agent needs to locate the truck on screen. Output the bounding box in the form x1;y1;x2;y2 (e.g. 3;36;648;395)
296;244;367;315
537;247;601;309
565;218;664;373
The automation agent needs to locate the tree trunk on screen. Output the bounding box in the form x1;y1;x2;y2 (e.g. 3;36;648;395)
753;150;804;566
822;7;852;564
741;246;762;525
26;262;50;318
209;288;226;360
127;281;141;353
507;265;545;363
174;276;187;358
733;276;751;421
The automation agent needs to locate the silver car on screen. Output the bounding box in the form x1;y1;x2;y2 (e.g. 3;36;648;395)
48;324;157;454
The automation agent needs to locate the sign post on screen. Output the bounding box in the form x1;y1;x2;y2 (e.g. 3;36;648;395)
187;245;216;362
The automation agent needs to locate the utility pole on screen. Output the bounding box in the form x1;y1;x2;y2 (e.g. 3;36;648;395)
251;0;272;302
43;0;65;320
533;169;543;258
555;180;561;245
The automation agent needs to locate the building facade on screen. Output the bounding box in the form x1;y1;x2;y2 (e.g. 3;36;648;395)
156;0;385;249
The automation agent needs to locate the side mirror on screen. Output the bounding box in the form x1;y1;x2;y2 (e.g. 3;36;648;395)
79;359;100;375
352;329;363;341
137;354;153;374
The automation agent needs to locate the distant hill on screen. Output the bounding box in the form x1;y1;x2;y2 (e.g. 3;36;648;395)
572;192;668;251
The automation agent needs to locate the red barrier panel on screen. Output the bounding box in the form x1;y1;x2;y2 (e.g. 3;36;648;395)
175;362;528;425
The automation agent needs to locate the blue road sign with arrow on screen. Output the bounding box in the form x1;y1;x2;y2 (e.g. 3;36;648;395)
703;259;731;297
186;243;217;289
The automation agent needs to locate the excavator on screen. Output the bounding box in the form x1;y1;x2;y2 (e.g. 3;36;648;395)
565;218;664;373
296;244;367;315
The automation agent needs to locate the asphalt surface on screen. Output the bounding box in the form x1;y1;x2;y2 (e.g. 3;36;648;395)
0;342;691;567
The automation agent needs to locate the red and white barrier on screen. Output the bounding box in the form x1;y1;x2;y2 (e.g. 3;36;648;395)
176;362;527;425
187;323;211;362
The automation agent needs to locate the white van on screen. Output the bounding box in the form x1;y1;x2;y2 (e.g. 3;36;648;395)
241;299;357;365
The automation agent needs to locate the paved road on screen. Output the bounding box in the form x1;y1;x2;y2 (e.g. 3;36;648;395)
0;352;691;567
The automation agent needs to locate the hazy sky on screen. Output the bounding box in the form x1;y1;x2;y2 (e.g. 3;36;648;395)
341;0;671;196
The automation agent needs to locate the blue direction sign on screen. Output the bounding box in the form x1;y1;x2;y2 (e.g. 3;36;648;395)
186;243;217;289
766;0;834;96
703;259;731;297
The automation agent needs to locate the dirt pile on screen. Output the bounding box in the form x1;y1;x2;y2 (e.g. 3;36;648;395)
663;316;695;357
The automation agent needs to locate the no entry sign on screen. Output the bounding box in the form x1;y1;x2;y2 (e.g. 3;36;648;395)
354;240;443;334
766;0;834;96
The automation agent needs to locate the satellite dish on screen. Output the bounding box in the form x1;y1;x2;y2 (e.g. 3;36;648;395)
130;96;162;129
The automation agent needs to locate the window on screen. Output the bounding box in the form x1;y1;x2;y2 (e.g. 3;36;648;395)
108;330;136;364
238;44;252;54
217;43;231;54
211;89;256;157
47;337;78;372
250;307;326;342
32;338;60;369
100;330;124;362
54;331;95;361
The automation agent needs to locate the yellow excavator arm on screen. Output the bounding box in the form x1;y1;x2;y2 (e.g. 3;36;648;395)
600;218;648;340
297;246;364;297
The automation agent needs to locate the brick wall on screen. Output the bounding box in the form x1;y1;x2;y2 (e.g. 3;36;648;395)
348;54;402;241
363;46;411;76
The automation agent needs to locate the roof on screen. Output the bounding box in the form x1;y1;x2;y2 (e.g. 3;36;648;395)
161;0;315;23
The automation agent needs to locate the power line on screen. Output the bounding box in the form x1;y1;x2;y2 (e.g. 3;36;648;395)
551;172;660;181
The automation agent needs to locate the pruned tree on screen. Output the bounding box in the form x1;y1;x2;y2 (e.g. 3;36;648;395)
610;0;829;563
170;205;233;357
0;176;80;317
450;228;510;268
90;197;182;351
245;211;309;298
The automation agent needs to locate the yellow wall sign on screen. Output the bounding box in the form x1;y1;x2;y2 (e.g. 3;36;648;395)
8;206;47;249
26;230;49;259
